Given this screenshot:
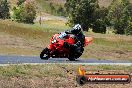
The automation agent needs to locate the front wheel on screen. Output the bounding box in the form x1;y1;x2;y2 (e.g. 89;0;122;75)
40;48;50;60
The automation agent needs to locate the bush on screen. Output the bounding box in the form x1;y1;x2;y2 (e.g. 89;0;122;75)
17;0;26;6
107;0;131;35
125;22;132;35
12;1;36;24
11;6;22;22
92;19;106;33
19;2;36;24
0;0;10;19
92;7;108;33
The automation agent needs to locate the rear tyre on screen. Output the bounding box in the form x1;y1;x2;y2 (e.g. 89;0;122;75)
68;48;83;61
68;57;76;61
68;54;76;61
40;48;50;60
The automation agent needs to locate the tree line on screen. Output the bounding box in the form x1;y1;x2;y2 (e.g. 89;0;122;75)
0;0;65;23
0;0;131;35
65;0;132;35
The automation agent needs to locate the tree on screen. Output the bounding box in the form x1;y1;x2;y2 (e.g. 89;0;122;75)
124;3;132;35
20;2;36;24
65;0;99;31
92;7;108;33
107;0;131;34
92;19;106;33
12;1;36;24
49;3;55;14
17;0;26;6
0;0;10;19
57;6;65;16
11;5;23;22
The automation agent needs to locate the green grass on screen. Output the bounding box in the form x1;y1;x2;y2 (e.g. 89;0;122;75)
94;37;132;51
0;64;131;77
35;0;65;16
82;32;132;60
35;20;70;32
0;19;69;32
0;64;66;78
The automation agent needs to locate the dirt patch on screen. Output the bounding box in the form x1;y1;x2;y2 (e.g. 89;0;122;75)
0;32;29;47
0;32;42;56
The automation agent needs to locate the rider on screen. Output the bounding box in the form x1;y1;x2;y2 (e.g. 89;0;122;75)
64;24;85;55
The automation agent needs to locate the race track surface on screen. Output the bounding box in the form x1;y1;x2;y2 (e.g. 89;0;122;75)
0;55;131;65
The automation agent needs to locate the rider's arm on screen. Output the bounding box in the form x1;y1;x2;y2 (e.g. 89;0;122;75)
74;33;85;47
65;29;75;34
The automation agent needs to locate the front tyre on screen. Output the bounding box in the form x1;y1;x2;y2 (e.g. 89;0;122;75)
40;48;50;60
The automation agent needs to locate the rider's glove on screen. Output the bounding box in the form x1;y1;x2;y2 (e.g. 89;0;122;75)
76;41;82;46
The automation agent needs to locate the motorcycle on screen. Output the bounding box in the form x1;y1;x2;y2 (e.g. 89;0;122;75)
40;32;93;61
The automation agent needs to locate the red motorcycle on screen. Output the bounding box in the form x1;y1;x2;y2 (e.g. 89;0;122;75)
40;32;93;61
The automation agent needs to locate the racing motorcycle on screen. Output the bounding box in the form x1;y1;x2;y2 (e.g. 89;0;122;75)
40;32;93;61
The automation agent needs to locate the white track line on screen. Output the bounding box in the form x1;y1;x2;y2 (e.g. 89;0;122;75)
0;63;132;66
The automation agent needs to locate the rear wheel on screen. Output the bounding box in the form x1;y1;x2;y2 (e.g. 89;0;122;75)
40;48;50;60
68;54;76;61
68;57;76;61
68;49;83;61
68;45;84;61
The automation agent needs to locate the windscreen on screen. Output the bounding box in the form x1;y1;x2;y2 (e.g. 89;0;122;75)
58;32;67;39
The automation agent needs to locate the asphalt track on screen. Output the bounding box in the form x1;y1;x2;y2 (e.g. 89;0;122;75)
0;55;131;66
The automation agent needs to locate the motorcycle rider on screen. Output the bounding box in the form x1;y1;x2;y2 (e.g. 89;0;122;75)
64;24;85;56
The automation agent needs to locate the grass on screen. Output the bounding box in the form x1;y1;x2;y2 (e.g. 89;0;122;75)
35;20;69;32
0;19;54;56
0;19;132;60
0;46;39;56
82;32;132;60
0;19;69;31
0;64;66;78
0;19;69;56
93;37;132;51
35;0;65;16
98;0;113;7
0;64;131;88
0;64;132;78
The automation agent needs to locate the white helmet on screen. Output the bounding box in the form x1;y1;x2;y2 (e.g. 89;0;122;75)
73;24;82;34
73;24;82;30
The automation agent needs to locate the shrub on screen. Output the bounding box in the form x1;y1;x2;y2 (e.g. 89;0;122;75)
92;19;106;33
0;0;10;19
12;1;36;24
125;22;132;35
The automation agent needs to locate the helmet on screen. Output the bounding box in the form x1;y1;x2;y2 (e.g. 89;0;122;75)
73;24;82;34
73;24;82;30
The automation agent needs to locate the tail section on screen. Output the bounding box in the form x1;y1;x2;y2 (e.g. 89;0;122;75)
84;37;93;46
